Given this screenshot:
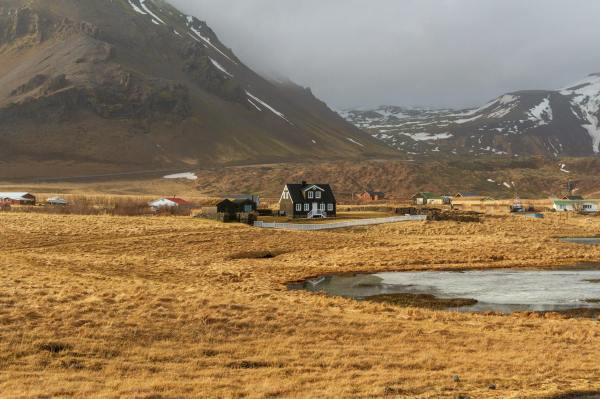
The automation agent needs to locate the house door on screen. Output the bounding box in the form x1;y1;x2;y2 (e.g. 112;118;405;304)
312;202;318;213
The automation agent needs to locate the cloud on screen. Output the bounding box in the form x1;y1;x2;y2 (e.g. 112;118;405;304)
169;0;600;109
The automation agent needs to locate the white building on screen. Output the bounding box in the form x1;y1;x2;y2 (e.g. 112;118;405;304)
552;199;599;213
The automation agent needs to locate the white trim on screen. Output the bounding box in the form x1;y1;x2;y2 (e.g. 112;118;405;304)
302;185;325;192
296;203;302;211
304;203;310;211
280;188;289;202
307;191;314;199
327;203;334;211
315;191;322;199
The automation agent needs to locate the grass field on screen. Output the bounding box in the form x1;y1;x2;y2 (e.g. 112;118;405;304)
0;212;599;398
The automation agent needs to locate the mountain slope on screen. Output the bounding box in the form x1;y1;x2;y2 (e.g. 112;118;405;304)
0;0;395;178
341;74;600;157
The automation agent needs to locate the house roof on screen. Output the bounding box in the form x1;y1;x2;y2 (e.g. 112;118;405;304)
455;192;481;197
225;194;259;201
0;192;34;200
412;192;442;200
47;197;68;204
563;195;584;200
553;199;597;205
285;183;336;203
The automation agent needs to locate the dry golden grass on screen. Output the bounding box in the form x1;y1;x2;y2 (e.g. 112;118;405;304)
0;212;599;398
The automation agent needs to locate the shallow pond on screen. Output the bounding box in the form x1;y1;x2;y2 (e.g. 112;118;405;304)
289;268;600;314
560;237;600;245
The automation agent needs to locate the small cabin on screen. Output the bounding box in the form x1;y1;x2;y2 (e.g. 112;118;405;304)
216;198;257;215
0;192;36;205
357;190;385;202
279;182;336;218
454;192;492;201
412;192;443;205
47;197;68;206
553;199;598;213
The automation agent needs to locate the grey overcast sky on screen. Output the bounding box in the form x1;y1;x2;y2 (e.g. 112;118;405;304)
170;0;600;110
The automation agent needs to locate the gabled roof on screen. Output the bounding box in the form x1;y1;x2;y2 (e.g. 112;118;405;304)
563;195;584;200
302;184;325;192
412;192;442;200
364;190;385;197
284;183;336;203
455;192;481;197
553;198;597;205
0;192;34;200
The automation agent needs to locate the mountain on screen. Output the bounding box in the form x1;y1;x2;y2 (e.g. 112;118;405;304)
0;0;395;178
340;74;600;157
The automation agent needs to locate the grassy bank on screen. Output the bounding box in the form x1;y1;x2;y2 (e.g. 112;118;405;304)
0;212;598;398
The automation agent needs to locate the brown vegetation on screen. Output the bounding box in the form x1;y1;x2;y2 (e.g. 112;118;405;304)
0;212;599;398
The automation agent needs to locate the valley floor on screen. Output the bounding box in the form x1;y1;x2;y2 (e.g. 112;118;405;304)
0;212;599;398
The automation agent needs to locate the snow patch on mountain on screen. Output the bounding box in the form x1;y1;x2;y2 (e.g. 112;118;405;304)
561;74;600;153
164;172;198;180
454;114;483;124
528;97;553;126
400;132;453;141
139;0;165;25
347;138;365;147
246;91;291;124
187;18;238;65
210;58;233;78
127;0;146;15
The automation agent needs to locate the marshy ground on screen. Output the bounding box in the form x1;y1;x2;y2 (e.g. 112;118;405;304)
0;212;599;398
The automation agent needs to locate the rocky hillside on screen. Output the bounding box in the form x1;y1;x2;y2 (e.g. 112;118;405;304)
341;74;600;157
186;157;600;200
0;0;395;178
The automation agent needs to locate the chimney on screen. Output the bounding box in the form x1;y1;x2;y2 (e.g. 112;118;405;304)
301;180;307;186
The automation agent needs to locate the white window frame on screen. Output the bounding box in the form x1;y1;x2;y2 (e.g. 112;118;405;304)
327;203;334;211
307;191;314;199
296;203;302;211
304;203;310;211
315;191;321;199
319;203;325;211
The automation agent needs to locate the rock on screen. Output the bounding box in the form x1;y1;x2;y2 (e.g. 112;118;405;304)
488;383;497;390
452;375;461;383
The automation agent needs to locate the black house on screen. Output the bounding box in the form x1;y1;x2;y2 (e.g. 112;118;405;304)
279;182;336;218
217;199;257;215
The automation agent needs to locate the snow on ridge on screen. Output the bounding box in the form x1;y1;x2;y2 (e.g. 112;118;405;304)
452;94;519;120
454;114;483;124
187;19;238;65
139;0;166;25
247;98;262;111
400;132;453;141
246;91;292;124
127;0;146;15
560;74;600;153
210;58;233;78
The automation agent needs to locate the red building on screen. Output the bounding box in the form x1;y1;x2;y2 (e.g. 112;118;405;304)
356;190;385;202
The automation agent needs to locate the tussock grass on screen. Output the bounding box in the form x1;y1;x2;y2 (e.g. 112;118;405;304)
0;212;598;398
